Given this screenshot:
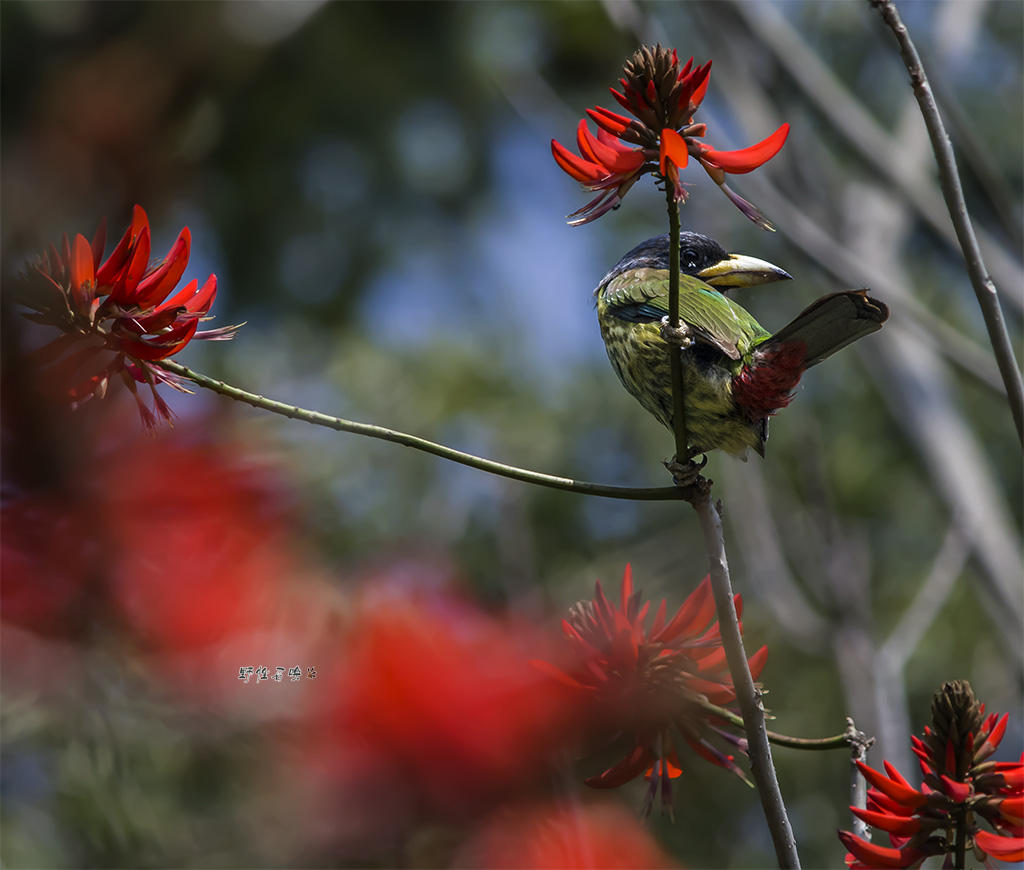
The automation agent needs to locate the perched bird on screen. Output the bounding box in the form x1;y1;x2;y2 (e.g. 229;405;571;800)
596;233;888;459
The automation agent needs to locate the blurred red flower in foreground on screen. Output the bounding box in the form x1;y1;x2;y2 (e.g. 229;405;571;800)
838;681;1023;868
455;800;678;869
314;591;579;821
551;45;788;227
20;205;237;428
535;565;767;816
0;413;332;711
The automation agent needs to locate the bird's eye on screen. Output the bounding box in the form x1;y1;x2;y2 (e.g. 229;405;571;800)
682;249;698;268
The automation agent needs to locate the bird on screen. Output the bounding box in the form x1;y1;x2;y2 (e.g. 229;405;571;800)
595;232;889;460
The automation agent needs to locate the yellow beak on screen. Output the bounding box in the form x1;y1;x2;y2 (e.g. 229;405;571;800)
698;253;792;289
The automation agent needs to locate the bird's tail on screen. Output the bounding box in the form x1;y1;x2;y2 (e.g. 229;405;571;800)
765;289;889;369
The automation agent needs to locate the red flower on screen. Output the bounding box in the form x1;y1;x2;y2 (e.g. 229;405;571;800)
535;565;767;816
551;46;788;227
318;593;579;819
455;800;679;869
21;205;237;429
0;413;336;711
838;681;1023;868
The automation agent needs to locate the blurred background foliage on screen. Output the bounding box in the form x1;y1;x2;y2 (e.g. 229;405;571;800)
1;1;1021;868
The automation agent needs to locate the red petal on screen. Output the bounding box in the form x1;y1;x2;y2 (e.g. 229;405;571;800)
883;760;915;788
97;205;149;286
551;139;605;183
655;576;714;642
620;564;634;613
993;765;1024;790
975;830;1024;863
650;598;668;636
609;87;633;113
747;645;769;681
158;273;217;318
940;774;972;803
695;645;728;673
676;56;694;81
868;790;918;818
659;128;690;175
1000;795;1024;824
700;123;789;175
118;319;199;361
856;762;928;809
686;677;737;706
110;227;152;305
691;61;712;107
837;831;921;869
90;218;107;272
850;807;922;837
585;744;654;788
975;713;1009;762
586;106;633;136
133;227;191;308
576;121;644;174
944;739;957;776
70;234;95;312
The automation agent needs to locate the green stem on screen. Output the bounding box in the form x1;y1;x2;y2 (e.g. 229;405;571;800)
664;186;689;463
695;699;856;750
156;360;688;501
953;805;967;870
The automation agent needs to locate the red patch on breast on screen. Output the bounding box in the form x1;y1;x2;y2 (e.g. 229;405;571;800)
732;342;807;421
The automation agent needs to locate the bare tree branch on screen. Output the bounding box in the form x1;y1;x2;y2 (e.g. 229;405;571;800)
869;0;1024;443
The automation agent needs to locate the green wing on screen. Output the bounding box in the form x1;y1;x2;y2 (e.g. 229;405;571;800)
600;267;770;360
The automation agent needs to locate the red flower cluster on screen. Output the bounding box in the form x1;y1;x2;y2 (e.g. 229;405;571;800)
535;565;767;816
551;46;788;227
0;415;328;707
22;205;237;428
839;681;1023;868
316;591;579;820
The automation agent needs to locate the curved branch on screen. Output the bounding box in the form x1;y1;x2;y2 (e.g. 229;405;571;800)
869;0;1024;445
156;360;687;501
695;698;863;751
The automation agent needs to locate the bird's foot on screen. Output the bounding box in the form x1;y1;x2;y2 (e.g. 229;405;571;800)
660;316;693;348
664;453;708;488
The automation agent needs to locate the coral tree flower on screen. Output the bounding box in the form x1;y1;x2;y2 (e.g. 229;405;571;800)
534;564;768;816
551;45;789;228
20;205;237;428
319;592;579;820
838;681;1023;869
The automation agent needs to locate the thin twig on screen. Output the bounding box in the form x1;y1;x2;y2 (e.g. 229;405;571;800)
691;485;801;869
870;0;1024;444
695;698;864;751
155;360;687;501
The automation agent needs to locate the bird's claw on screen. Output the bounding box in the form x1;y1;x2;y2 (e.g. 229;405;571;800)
660;316;692;348
664;453;708;488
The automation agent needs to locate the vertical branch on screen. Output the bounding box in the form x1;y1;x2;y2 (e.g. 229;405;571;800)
692;486;801;869
665;186;689;463
663;136;797;870
845;718;874;840
869;0;1024;445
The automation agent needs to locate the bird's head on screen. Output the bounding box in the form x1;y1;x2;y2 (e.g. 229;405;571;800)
598;232;792;292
